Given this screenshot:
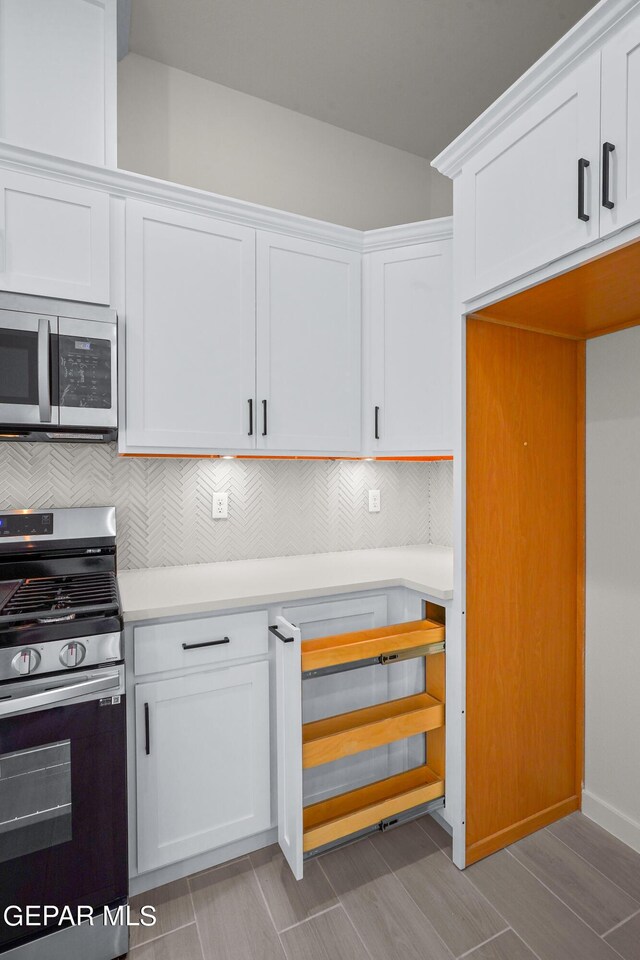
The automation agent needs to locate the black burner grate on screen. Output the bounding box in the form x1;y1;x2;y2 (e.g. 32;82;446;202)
0;572;119;624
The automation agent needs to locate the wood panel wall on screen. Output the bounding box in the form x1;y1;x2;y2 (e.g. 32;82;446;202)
465;318;584;865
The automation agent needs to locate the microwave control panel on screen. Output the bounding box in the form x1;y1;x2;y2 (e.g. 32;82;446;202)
58;335;112;409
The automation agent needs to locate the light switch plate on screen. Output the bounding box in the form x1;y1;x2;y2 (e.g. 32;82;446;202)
368;489;381;513
212;492;228;519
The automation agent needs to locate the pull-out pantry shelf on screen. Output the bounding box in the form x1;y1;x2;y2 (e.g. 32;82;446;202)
301;617;445;673
272;611;446;880
302;692;444;768
303;765;444;852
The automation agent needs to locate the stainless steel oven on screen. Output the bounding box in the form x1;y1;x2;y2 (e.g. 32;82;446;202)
0;666;128;959
0;293;117;441
0;507;127;959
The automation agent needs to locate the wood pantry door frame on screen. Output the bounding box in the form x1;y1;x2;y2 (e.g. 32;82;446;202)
464;317;585;866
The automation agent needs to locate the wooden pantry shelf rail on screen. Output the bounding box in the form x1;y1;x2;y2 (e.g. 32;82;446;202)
301;618;445;673
302;691;444;768
303;765;445;852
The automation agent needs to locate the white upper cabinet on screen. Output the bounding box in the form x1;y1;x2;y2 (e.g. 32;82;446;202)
457;53;601;302
0;169;109;302
366;240;453;454
256;232;361;453
0;0;116;166
601;15;640;236
125;201;256;452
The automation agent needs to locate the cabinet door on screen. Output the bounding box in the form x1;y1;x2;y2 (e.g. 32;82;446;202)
368;242;453;453
282;595;388;640
256;232;361;453
125;202;256;451
136;662;271;873
601;17;640;236
458;53;601;302
0;170;109;303
274;615;304;880
0;0;116;165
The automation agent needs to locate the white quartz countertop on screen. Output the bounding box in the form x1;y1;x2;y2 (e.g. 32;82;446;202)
118;544;453;623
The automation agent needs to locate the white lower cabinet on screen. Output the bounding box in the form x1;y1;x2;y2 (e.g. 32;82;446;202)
135;661;271;873
281;594;388;640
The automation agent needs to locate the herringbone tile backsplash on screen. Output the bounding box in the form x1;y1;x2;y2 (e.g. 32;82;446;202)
0;443;453;570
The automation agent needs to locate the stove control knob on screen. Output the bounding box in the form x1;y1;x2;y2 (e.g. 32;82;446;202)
59;642;87;668
12;648;41;676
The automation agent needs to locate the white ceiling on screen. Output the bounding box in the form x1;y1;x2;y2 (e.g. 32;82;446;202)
128;0;598;160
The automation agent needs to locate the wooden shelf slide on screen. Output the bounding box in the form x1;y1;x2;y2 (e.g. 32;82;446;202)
303;765;444;852
303;692;444;768
301;618;444;672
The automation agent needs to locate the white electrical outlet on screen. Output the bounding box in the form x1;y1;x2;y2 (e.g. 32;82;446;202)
368;489;381;513
212;492;228;519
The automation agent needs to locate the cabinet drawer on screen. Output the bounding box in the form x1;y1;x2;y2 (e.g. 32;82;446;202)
134;610;268;676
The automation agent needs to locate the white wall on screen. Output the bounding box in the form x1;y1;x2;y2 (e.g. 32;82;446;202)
585;328;640;852
118;53;448;229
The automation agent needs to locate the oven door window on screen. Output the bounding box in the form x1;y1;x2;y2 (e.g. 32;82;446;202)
0;740;72;865
0;328;38;406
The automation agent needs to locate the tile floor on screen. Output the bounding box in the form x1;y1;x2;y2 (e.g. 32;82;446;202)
126;812;640;960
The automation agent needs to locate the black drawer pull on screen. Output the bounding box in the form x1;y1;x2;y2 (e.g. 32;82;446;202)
374;405;380;440
182;637;231;650
578;157;590;222
144;702;151;756
602;141;615;209
269;624;294;643
262;399;268;436
248;398;254;436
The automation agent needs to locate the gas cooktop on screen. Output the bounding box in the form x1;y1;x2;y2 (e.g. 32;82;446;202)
0;507;123;675
0;571;119;625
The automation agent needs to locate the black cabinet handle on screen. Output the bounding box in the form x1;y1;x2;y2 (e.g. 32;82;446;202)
144;702;150;756
182;637;230;650
578;158;590;222
269;624;294;643
602;142;615;209
248;399;254;436
262;399;268;436
374;405;380;440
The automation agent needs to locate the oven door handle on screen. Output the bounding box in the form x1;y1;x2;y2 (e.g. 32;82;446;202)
0;672;120;719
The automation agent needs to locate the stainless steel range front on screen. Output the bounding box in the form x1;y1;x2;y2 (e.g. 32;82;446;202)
0;508;128;960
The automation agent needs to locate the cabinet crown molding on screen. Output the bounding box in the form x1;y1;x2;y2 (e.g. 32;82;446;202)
432;0;640;179
362;218;452;252
0;141;450;253
0;141;451;253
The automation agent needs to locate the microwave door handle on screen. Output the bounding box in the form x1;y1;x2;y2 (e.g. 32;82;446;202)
37;317;52;422
0;673;120;719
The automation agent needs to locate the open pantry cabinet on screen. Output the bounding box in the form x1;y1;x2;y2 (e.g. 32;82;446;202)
272;604;446;879
463;236;640;865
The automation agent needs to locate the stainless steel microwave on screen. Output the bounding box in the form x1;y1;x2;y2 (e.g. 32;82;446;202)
0;293;117;441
